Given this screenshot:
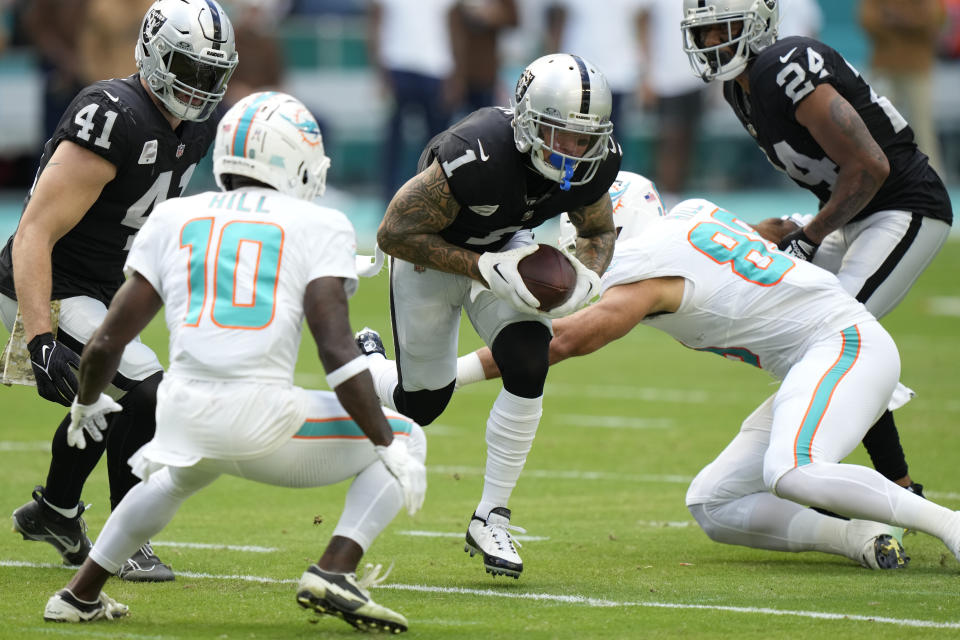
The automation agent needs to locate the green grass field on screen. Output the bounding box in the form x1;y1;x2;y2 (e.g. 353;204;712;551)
1;241;959;639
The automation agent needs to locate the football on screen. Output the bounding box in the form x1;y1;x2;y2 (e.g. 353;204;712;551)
517;244;577;311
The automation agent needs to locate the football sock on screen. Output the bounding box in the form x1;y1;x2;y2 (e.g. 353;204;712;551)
89;464;217;573
44;412;107;510
861;409;909;482
775;462;959;546
334;425;426;551
689;493;852;557
43;500;79;519
364;353;399;411
106;371;162;510
476;389;542;520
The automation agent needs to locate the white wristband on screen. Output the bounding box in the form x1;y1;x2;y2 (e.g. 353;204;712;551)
326;355;369;389
455;352;486;388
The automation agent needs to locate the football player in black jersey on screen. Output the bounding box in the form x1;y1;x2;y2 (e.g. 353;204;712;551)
681;0;951;500
355;53;621;579
0;0;238;581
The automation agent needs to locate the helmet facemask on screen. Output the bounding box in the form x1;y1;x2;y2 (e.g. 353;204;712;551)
136;0;239;122
682;0;779;82
511;54;614;191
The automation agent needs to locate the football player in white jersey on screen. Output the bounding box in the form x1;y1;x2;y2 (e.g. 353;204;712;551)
456;177;960;571
40;92;426;633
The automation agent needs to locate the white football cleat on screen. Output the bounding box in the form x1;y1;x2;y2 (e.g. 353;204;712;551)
43;589;129;622
465;507;524;578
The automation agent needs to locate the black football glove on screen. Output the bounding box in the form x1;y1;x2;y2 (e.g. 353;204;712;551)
778;227;819;262
27;332;81;407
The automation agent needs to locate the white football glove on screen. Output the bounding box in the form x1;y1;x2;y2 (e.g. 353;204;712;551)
541;252;601;319
67;393;123;449
375;438;426;516
781;212;815;228
476;244;541;313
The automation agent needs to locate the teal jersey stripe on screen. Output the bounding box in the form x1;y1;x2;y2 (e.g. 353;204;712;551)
231;92;277;157
294;416;414;439
794;326;861;466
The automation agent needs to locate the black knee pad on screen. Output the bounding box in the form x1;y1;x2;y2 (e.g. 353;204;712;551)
393;382;455;426
491;322;550;398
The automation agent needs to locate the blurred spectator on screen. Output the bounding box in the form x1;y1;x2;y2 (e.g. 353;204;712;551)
545;0;646;131
221;0;290;105
450;0;518;114
78;0;153;84
21;0;89;141
860;0;945;173
637;0;707;209
498;0;550;80
940;0;960;58
777;0;823;39
367;0;460;202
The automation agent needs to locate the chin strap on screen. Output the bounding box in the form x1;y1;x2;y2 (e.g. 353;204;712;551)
547;153;575;191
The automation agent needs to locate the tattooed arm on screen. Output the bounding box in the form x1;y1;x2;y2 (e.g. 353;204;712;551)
564;192;616;275
376;159;487;281
792;83;890;244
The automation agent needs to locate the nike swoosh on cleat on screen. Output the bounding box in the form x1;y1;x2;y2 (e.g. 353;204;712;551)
779;47;797;63
44;528;82;554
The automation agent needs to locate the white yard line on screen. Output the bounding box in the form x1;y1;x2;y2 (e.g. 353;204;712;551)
396;530;549;541
149;541;279;553
928;296;960;317
0;441;50;452
553;415;674;429
429;465;693;484
4;560;957;630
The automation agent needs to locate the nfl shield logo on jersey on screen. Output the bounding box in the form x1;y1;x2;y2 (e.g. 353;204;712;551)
176;143;186;158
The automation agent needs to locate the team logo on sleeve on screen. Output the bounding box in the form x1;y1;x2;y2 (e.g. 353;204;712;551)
138;140;158;164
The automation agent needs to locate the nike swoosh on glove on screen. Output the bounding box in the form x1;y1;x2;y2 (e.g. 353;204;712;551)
27;332;81;407
375;439;426;516
541;252;601;318
778;227;819;262
476;245;541;313
67;393;123;449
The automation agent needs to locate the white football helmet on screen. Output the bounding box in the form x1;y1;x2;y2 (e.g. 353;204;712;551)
136;0;239;121
213;91;331;201
681;0;779;82
557;171;665;252
511;54;614;191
